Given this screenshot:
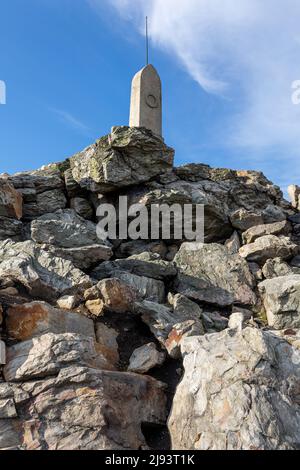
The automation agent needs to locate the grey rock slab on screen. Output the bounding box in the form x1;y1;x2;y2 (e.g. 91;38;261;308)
239;235;298;265
0;240;92;301
23;189;67;219
168;327;300;450
69;126;174;193
174;242;256;307
3;332;115;382
128;342;165;374
242;220;292;244
6;301;95;341
0;366;167;450
30;209;99;248
258;275;300;329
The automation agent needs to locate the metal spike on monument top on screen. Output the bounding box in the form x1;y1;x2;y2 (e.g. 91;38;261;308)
146;16;149;66
129;16;162;137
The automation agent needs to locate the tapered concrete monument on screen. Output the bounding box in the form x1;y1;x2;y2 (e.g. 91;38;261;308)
129;64;162;137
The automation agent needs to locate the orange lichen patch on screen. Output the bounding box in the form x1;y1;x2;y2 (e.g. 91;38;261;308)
7;303;49;341
165;328;183;350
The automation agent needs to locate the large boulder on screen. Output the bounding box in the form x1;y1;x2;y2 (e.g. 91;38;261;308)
30;209;100;248
174;242;256;307
168;328;300;450
43;244;112;271
134;296;205;357
84;278;138;314
0;367;167;450
258;275;300;329
0;240;92;301
6;301;95;341
0;180;22;220
92;252;177;281
239;235;298;265
8;167;67;219
69;127;174;193
92;266;166;304
242;220;291;244
3;333;115;382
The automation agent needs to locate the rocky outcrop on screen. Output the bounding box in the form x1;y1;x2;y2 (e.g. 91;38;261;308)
1;126;300;451
0;240;92;301
258;275;300;329
69;127;174;193
174;242;256;306
0;367;167;450
239;235;298;265
169;328;300;450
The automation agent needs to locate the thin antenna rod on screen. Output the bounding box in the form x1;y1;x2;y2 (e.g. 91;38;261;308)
146;16;149;65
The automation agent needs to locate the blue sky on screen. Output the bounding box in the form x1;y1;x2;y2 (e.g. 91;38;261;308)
1;0;300;195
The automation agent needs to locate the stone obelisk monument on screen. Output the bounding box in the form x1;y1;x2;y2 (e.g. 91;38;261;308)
129;18;162;136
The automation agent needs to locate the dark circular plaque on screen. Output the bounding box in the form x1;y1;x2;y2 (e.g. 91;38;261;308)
146;94;159;109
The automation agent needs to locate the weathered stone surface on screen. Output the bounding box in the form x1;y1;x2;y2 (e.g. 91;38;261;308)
225;231;241;255
57;295;80;310
228;310;252;330
30;210;99;248
0;217;23;241
114;240;168;259
134;297;204;357
43;243;112;271
239;235;298;265
0;240;92;301
288;184;300;209
92;252;177;281
92;266;166;304
0;399;17;418
0;419;21;450
85;299;105;317
174;242;256;307
242;220;291;244
69;127;174;193
3;333;115;382
23;189;67;219
248;262;263;281
168;328;300;450
162;179;232;243
230;209;264;231
128;343;165;374
9;167;64;194
70;197;93;220
84;278;138;314
201;311;229;333
0;180;22;219
0;366;167;450
262;258;294;279
258;275;300;329
6;301;95;341
95;323;119;367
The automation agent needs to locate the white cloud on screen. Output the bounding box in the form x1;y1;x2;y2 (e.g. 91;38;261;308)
89;0;300;185
50;108;91;134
